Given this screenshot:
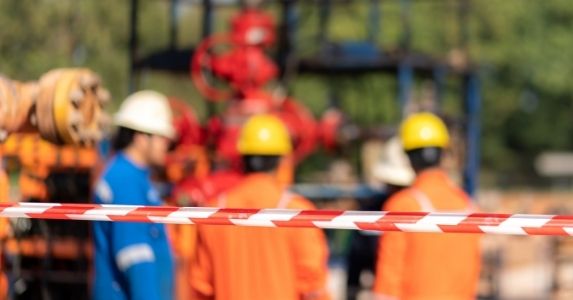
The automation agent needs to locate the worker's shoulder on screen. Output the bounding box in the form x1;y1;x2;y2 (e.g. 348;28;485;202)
383;188;418;211
209;174;281;207
424;176;471;203
95;157;148;204
448;184;471;202
284;192;316;210
101;155;139;179
227;173;277;195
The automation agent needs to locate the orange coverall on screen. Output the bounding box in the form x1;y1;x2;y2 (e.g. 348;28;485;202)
0;162;9;296
190;173;330;300
373;168;481;300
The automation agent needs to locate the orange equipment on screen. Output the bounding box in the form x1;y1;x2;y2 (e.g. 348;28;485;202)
0;69;109;146
0;157;9;297
164;97;209;187
0;68;109;299
0;133;100;299
373;169;481;300
190;173;330;300
2;133;98;200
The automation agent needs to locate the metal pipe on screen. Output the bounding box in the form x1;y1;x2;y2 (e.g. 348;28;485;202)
128;0;140;93
458;0;470;49
277;0;297;78
397;62;413;116
433;66;447;112
368;0;381;44
202;0;214;38
399;0;411;51
318;0;330;45
169;0;180;50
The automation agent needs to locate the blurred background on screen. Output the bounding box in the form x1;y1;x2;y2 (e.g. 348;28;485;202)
1;0;573;299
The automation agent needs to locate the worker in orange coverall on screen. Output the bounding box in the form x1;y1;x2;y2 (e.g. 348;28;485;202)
373;112;481;300
190;114;330;300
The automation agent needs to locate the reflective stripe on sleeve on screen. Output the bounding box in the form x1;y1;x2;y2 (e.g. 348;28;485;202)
116;243;155;271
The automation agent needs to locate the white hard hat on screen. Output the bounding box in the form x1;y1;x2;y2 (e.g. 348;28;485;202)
373;136;415;186
114;90;175;139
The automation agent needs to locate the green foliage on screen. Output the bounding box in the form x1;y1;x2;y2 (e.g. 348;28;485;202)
0;0;130;105
469;0;573;184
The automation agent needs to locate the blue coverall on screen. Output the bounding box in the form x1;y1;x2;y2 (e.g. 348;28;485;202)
92;153;174;300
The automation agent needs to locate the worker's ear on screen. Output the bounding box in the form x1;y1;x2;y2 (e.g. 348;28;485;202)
132;132;151;149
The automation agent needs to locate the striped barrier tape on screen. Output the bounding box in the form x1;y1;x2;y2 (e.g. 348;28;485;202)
0;202;572;236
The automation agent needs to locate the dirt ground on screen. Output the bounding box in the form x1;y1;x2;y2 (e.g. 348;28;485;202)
475;190;573;300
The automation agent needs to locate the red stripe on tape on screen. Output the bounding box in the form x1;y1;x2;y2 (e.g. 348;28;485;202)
273;210;343;228
192;208;260;225
109;206;180;222
0;203;15;212
439;213;511;234
27;204;99;220
523;215;573;236
358;211;428;231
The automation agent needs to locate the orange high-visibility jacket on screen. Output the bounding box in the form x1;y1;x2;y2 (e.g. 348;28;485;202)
190;173;330;300
373;168;481;300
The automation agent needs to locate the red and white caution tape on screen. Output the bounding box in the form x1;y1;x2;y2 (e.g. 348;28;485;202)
0;202;572;236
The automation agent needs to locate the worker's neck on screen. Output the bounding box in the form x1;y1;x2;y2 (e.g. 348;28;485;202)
123;145;148;168
244;170;276;176
414;166;442;175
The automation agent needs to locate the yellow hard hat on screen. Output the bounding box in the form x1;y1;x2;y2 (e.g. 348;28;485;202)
400;112;449;151
237;114;292;155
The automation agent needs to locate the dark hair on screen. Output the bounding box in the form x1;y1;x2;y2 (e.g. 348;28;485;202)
242;155;280;173
112;127;137;152
406;147;442;173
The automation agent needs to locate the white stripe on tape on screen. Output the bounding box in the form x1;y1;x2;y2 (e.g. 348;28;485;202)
479;214;552;235
417;213;470;226
396;213;470;232
148;216;193;224
0;203;60;218
314;211;386;230
67;205;140;221
395;223;444;233
95;205;141;215
66;204;141;221
563;227;573;236
149;207;220;224
230;209;301;227
67;214;113;222
167;207;219;219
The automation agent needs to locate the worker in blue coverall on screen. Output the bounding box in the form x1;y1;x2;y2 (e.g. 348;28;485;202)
92;90;175;300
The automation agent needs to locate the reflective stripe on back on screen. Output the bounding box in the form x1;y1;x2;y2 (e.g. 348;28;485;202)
276;190;293;209
217;194;226;207
409;187;474;213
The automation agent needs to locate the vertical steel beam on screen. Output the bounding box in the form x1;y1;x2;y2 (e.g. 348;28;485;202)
128;0;140;93
169;0;180;50
398;63;413;116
